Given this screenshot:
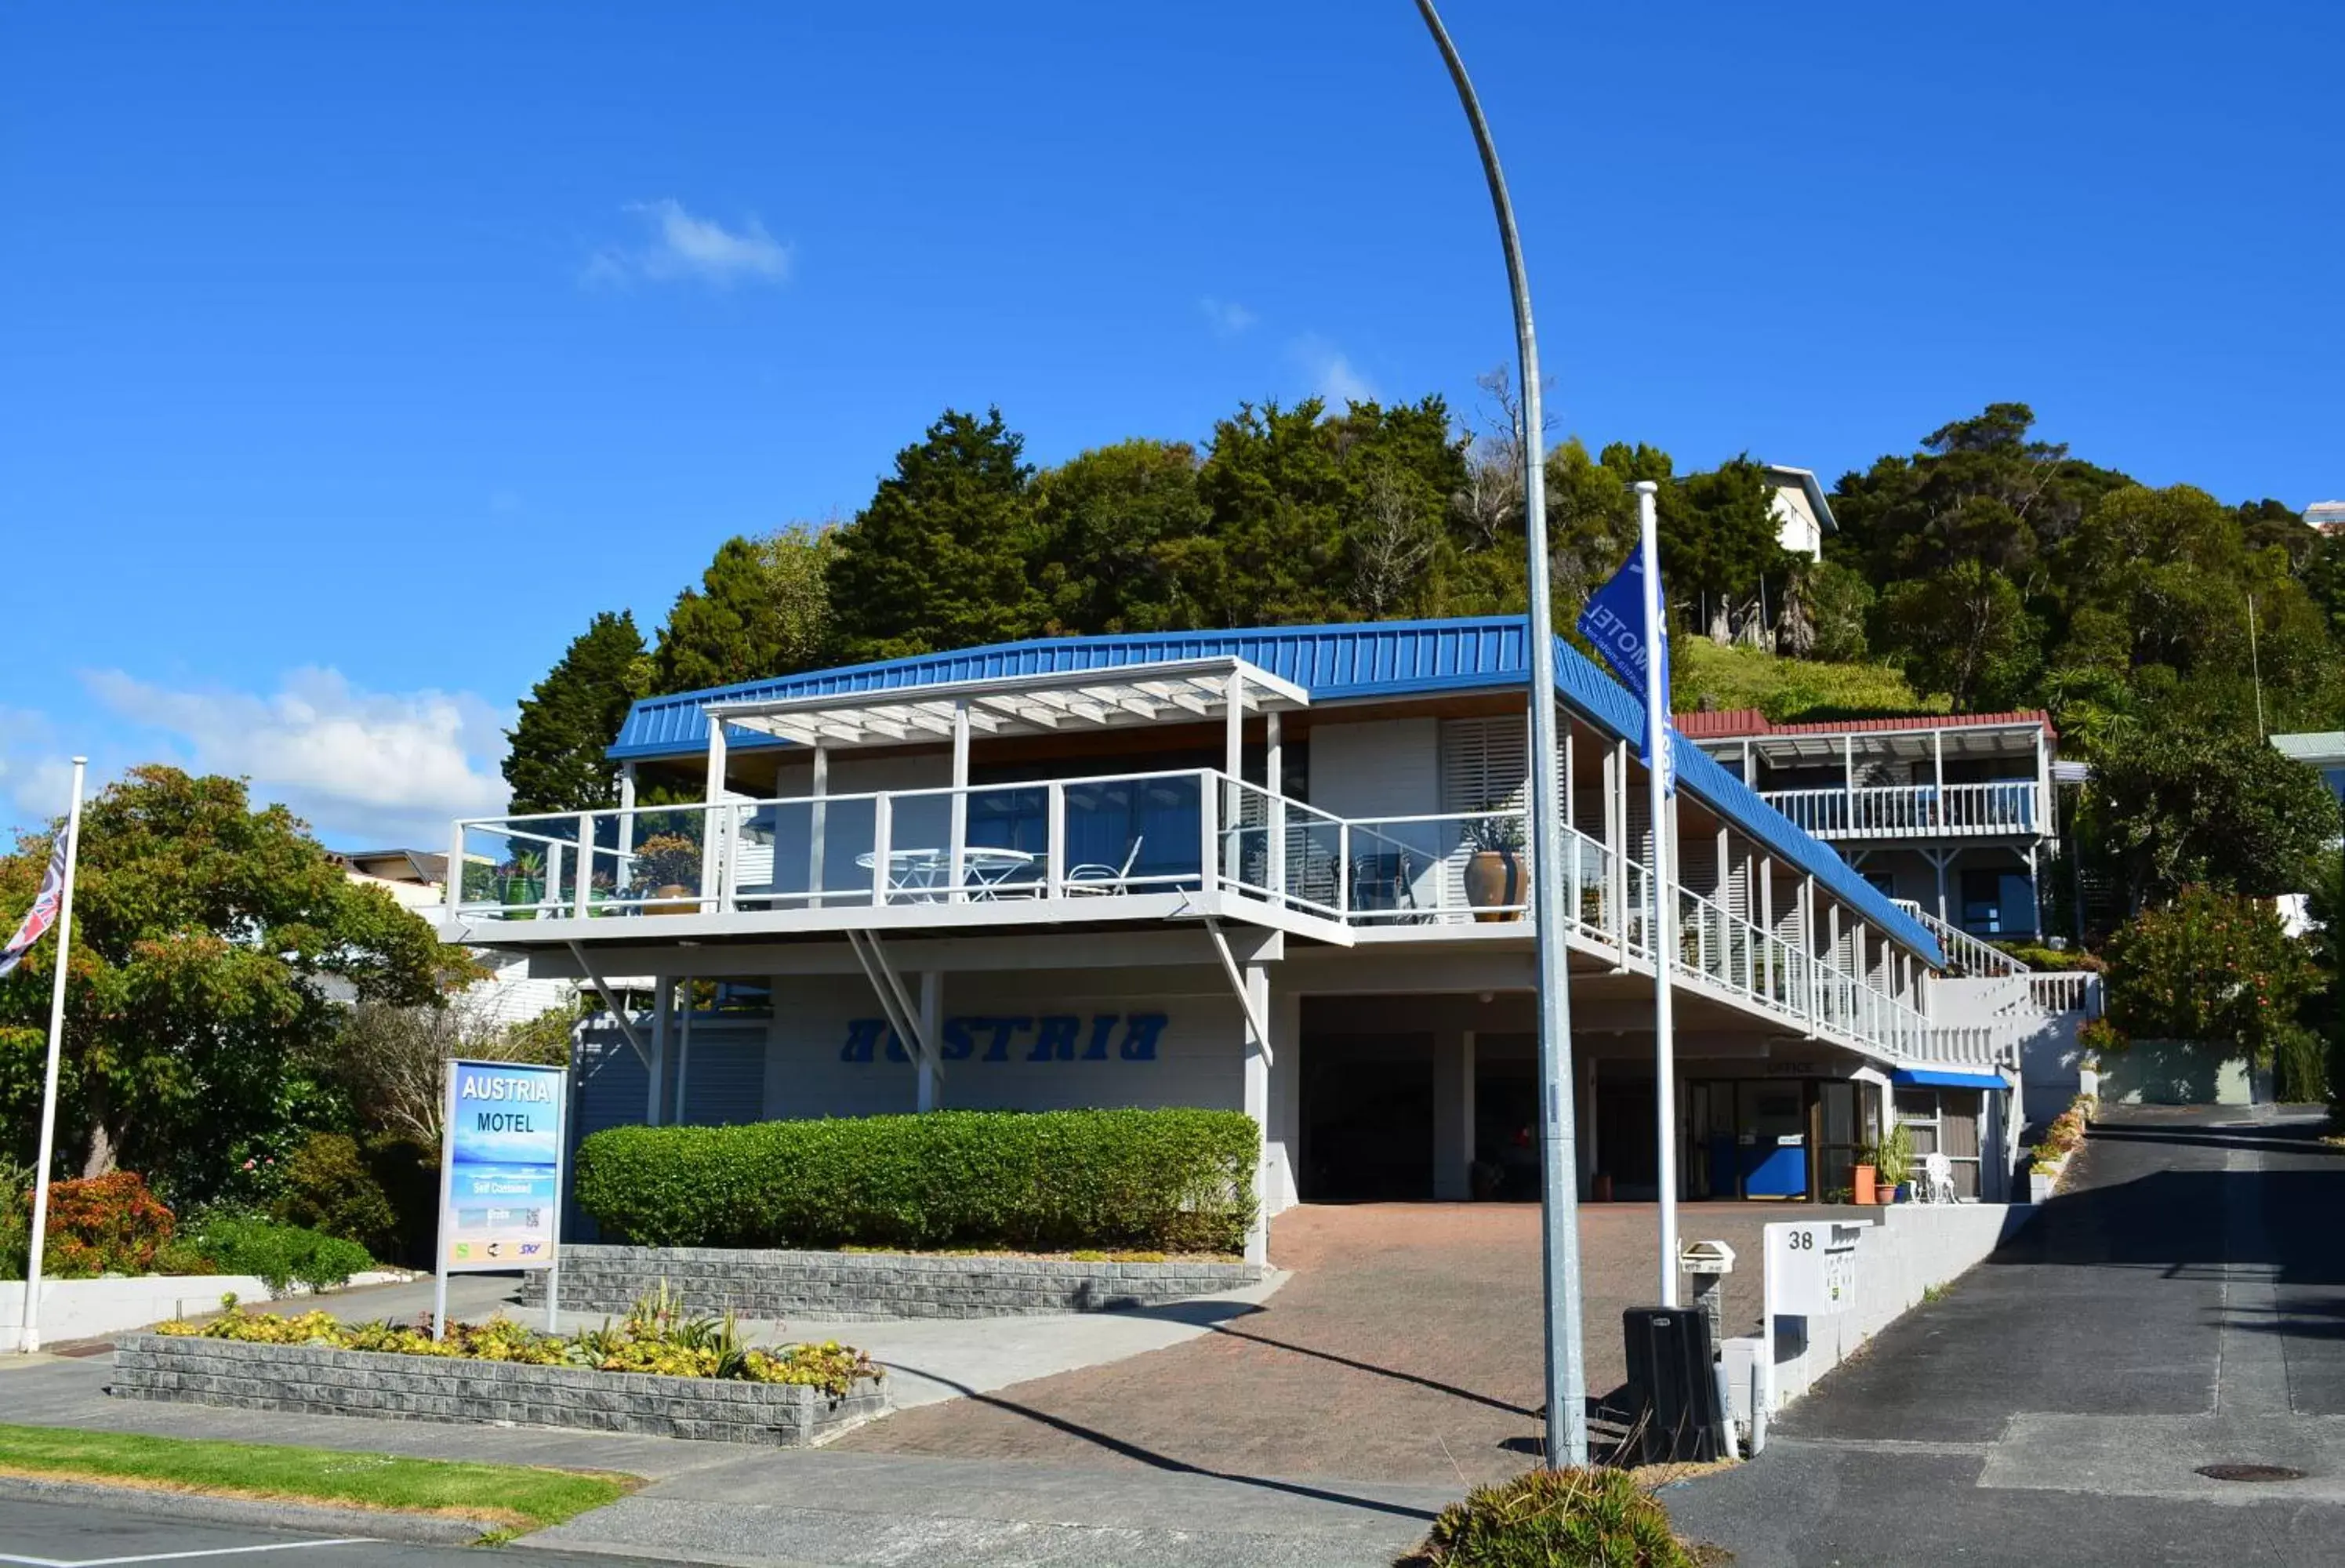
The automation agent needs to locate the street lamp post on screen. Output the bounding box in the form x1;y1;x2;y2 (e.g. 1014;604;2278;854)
1412;0;1588;1468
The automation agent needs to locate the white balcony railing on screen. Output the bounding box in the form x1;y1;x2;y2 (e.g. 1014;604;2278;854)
449;768;1941;1062
1760;780;2042;840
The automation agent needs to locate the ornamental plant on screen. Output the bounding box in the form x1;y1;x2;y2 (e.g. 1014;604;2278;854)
1405;1466;1708;1568
575;1107;1258;1254
35;1171;176;1276
158;1293;881;1396
2104;886;2316;1065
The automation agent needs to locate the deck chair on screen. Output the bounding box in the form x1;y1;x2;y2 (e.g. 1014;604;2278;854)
1349;851;1421;920
1065;836;1143;895
1919;1150;1958;1204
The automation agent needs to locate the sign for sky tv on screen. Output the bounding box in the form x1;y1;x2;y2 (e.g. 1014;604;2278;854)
432;1058;568;1336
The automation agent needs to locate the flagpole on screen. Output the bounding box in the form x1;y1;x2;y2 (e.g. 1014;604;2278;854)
1413;0;1586;1468
17;757;87;1355
1632;484;1680;1307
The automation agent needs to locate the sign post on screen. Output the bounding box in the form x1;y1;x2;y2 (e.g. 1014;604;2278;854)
434;1058;569;1340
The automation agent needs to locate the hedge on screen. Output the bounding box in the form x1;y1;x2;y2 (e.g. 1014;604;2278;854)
574;1108;1258;1255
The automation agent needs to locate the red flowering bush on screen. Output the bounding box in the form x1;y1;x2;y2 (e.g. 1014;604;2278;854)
36;1172;176;1277
2104;887;2314;1063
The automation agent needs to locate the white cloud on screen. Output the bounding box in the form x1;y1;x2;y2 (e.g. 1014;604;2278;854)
1292;336;1377;408
587;199;793;288
85;669;511;847
0;706;74;834
1198;296;1257;338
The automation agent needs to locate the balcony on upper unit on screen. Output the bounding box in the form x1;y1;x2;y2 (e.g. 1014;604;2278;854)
1677;708;2056;845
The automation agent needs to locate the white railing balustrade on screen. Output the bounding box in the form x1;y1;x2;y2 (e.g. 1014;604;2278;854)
1889;898;2031;978
2026;971;2103;1017
1762;780;2042;840
449;768;1955;1062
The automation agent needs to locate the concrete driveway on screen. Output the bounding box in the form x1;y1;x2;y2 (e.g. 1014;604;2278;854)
1668;1105;2345;1566
835;1197;1868;1487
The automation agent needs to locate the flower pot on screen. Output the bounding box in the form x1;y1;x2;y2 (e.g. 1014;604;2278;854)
1852;1163;1878;1207
1893;1181;1912;1204
500;877;543;921
647;883;698;917
1591;1171;1614;1203
1464;849;1522;922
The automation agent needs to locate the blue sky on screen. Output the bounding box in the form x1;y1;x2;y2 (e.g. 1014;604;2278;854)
2;2;2338;847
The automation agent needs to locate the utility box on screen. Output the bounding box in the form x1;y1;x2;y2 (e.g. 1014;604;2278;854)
1621;1306;1729;1465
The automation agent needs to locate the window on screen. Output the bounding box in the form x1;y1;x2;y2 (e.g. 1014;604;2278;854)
1894;1087;1981;1198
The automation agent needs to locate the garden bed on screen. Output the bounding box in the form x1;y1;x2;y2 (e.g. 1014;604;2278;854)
108;1305;888;1447
520;1244;1264;1320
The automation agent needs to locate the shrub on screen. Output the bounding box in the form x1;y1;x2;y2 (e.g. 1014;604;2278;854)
183;1213;373;1296
272;1133;401;1258
38;1172;176;1277
1406;1467;1706;1568
575;1108;1258;1254
2104;887;2315;1063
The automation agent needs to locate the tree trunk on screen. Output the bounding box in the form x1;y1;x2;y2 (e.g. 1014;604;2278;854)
80;1080;122;1178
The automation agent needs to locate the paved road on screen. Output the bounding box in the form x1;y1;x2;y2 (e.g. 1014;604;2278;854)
0;1490;655;1568
1669;1105;2345;1566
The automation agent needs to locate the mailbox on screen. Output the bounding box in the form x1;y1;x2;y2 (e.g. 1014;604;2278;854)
1679;1239;1737;1276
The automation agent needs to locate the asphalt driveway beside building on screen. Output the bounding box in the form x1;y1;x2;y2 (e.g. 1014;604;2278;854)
1668;1105;2345;1566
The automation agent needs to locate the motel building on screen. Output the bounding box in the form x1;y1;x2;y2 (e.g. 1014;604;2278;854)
441;617;2035;1262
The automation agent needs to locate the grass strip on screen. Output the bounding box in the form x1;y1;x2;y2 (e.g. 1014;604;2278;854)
0;1423;636;1538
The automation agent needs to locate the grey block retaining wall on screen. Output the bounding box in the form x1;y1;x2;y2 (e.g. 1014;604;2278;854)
109;1334;888;1447
521;1245;1262;1320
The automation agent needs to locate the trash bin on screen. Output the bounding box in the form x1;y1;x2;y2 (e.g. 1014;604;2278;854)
1621;1305;1728;1464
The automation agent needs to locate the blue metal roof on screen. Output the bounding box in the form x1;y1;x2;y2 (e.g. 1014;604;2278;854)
609;615;1941;964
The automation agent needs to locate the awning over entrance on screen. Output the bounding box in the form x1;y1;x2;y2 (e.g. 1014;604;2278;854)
703;657;1311;750
1893;1067;2006;1091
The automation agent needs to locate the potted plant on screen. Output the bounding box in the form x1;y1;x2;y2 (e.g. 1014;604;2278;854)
498;845;546;920
1461;808;1525;922
633;833;703;916
1875;1122;1914;1203
1851;1145;1879;1207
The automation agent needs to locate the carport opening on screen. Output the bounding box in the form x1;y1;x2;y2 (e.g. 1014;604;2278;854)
1298;1033;1432;1200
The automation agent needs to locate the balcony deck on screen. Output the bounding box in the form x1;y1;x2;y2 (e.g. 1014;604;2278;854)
1759;779;2044;840
445;767;1963;1069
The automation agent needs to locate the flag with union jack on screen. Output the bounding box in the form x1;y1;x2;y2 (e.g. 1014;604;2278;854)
0;832;69;978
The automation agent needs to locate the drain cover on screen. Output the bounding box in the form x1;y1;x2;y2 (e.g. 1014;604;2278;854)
2197;1463;2307;1483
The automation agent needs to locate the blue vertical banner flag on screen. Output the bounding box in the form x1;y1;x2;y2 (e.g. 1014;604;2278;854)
1577;551;1675;795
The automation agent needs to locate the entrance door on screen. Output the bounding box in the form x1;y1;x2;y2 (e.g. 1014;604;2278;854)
1299;1034;1434;1200
1816;1081;1859;1202
1740;1083;1808;1198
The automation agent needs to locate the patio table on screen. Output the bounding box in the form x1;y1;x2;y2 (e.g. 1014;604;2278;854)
854;846;1039;901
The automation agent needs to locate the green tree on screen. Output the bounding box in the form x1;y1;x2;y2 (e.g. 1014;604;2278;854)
655;524;836;692
0;768;451;1196
503;610;649;815
1192;396;1468;626
1658;455;1794;644
1875;559;2040;711
826;409;1043;661
1031;439;1211;633
2080;713;2336;913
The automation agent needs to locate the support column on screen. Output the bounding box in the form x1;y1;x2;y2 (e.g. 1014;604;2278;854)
616;760;638;867
948;702;971;900
1225;672;1247;884
1243;962;1272;1266
917;971;941;1112
645;976;672;1127
808;743;828;905
1267;711;1285;898
1432;1027;1476;1201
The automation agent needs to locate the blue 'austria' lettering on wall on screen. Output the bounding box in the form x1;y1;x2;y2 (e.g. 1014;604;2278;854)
838;1014;1167;1063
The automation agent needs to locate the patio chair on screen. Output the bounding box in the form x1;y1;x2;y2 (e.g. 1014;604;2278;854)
1349;851;1421;921
1064;837;1143;895
1919;1150;1958;1204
